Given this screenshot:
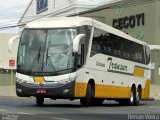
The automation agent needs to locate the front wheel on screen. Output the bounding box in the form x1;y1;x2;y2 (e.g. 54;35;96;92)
80;83;92;107
36;97;44;106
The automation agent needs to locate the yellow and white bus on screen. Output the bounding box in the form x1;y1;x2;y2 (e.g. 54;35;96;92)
15;17;151;106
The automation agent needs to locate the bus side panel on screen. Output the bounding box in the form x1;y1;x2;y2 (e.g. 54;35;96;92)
95;84;131;98
141;80;150;99
86;54;133;99
74;68;88;98
74;82;87;97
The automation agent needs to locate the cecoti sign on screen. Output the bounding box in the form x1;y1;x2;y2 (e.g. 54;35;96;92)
112;13;145;30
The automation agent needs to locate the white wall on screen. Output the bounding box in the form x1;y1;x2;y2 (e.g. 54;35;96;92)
0;33;19;69
20;0;74;24
19;0;119;24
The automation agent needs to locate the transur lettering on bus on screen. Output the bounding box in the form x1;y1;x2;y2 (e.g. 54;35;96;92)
96;61;105;67
107;57;127;71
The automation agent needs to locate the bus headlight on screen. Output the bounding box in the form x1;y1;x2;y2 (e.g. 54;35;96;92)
59;77;76;84
16;78;27;84
69;77;76;82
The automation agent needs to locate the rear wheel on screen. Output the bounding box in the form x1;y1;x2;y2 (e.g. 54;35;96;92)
119;87;136;106
134;89;141;106
36;97;44;106
128;87;136;106
80;83;92;107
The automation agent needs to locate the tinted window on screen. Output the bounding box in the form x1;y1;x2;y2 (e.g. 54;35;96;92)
91;28;106;56
91;28;146;64
145;46;150;64
132;43;145;64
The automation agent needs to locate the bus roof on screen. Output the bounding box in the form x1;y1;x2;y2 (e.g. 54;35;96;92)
25;17;148;46
25;17;93;28
92;19;148;46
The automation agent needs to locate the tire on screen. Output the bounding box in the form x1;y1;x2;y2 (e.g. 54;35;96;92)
119;87;137;106
134;89;141;106
36;97;44;106
80;83;92;107
128;87;136;106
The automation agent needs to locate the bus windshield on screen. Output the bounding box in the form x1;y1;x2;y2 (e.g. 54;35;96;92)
17;28;77;75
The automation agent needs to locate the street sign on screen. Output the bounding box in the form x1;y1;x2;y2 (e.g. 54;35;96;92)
9;59;15;67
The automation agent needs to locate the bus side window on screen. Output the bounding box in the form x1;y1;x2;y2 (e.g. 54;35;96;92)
133;43;145;64
91;28;105;56
145;46;150;64
91;37;99;56
112;35;123;58
103;33;112;55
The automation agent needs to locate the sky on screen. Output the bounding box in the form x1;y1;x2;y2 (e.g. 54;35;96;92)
0;0;118;33
0;0;30;33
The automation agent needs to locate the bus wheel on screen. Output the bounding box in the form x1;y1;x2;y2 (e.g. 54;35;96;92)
80;83;92;107
134;89;141;106
128;87;136;106
36;97;44;106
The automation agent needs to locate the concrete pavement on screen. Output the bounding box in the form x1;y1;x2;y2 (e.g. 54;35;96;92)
0;97;160;115
150;84;160;100
0;86;16;97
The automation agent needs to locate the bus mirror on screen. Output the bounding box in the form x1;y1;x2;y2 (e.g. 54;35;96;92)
8;35;20;53
73;34;85;53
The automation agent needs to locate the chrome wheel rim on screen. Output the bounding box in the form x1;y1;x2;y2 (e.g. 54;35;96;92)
130;91;134;103
136;92;140;102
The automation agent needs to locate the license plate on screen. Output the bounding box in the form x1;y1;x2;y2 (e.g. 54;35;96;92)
36;89;46;94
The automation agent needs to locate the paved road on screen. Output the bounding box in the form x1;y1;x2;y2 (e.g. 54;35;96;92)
0;97;160;120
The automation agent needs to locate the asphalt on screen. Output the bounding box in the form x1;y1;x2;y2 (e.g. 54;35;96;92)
0;97;160;120
0;84;160;100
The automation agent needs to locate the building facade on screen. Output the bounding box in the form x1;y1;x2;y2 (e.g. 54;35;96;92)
78;0;160;84
0;33;19;70
19;0;114;26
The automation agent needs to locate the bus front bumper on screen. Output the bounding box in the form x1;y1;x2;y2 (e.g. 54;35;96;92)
16;81;75;99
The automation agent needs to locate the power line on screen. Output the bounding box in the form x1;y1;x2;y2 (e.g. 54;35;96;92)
0;4;28;12
0;24;25;31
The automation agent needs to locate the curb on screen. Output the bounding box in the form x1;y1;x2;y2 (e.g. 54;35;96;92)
142;97;155;101
0;94;17;98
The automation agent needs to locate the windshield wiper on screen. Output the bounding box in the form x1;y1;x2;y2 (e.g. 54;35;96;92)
38;46;41;63
27;46;42;72
45;47;56;71
46;47;49;65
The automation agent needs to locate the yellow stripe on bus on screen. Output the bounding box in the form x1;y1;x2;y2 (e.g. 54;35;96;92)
74;82;87;97
134;67;144;77
74;82;130;98
95;84;130;98
74;80;150;99
141;80;150;99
